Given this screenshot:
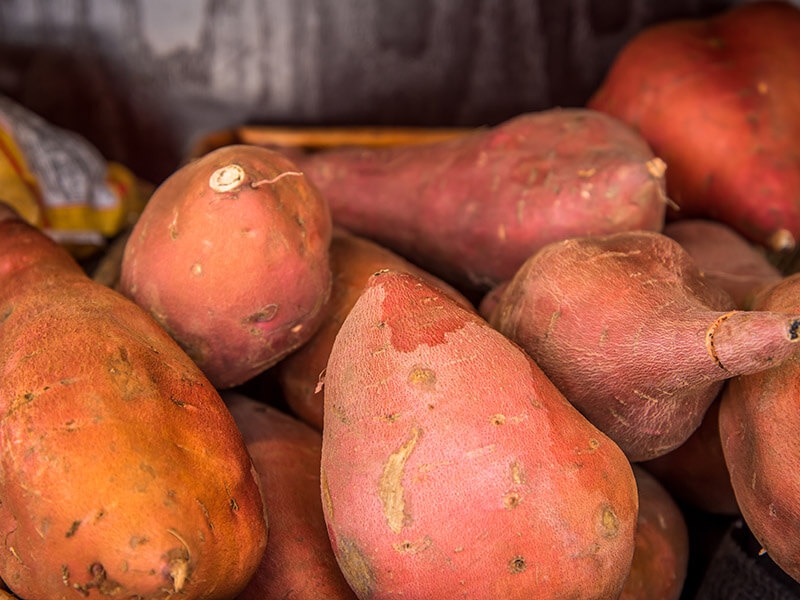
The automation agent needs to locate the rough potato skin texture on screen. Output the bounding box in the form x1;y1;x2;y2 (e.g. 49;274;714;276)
664;219;782;310
120;144;333;389
295;108;667;290
588;1;800;252
642;399;739;516
619;466;689;600
0;212;268;599
224;393;357;600
719;272;800;584
277;228;473;431
321;270;638;599
490;231;800;461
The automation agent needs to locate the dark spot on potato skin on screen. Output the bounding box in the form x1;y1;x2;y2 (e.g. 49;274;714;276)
508;555;527;574
65;520;81;538
790;319;800;340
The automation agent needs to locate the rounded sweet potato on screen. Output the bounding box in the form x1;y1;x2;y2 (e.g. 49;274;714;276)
294;108;668;290
589;1;800;252
321;270;638;599
120;144;332;389
490;230;800;461
0;206;268;599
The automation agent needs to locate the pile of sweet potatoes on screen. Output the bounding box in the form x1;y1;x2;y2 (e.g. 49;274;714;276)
3;2;800;598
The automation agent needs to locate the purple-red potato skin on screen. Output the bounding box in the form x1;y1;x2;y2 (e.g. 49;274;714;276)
664;219;782;309
719;272;800;583
277;228;473;431
294;108;667;289
223;393;357;600
120;144;333;389
0;208;268;599
619;465;690;600
490;231;800;461
642;398;739;516
588;1;800;252
321;270;638;599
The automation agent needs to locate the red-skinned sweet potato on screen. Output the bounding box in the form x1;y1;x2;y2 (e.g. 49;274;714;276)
619;465;689;600
490;230;800;461
588;1;800;252
321;270;638;599
223;392;357;600
0;203;268;599
641;397;739;516
664;219;782;309
719;271;800;583
293;108;668;290
120;144;332;389
277;227;473;431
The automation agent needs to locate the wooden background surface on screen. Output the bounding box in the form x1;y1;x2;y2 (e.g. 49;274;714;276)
0;0;752;183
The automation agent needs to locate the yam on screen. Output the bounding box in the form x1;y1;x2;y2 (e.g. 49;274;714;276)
0;203;268;599
321;269;638;599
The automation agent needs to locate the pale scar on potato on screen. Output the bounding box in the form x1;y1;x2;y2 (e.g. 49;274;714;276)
379;427;422;534
599;505;620;538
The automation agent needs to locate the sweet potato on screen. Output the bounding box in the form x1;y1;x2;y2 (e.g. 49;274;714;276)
719;271;800;583
641;398;739;516
120;144;332;389
277;227;473;431
321;270;638;599
293;108;668;290
223;392;356;600
664;219;782;309
588;1;800;252
619;465;689;600
490;230;800;461
0;203;268;599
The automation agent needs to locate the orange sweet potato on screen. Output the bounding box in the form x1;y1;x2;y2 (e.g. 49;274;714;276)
277;227;473;431
719;271;800;583
293;108;668;290
120;144;332;389
490;230;800;461
0;204;268;599
619;465;689;600
223;392;356;600
588;1;800;252
321;270;638;599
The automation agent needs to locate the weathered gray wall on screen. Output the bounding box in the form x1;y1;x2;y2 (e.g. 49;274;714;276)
0;0;751;182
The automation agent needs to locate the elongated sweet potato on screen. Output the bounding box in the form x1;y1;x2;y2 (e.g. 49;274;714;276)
121;144;333;389
0;203;268;599
490;230;800;461
321;270;638;599
719;272;800;583
277;227;473;431
619;465;689;600
223;392;356;600
588;1;800;252
293;108;668;289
